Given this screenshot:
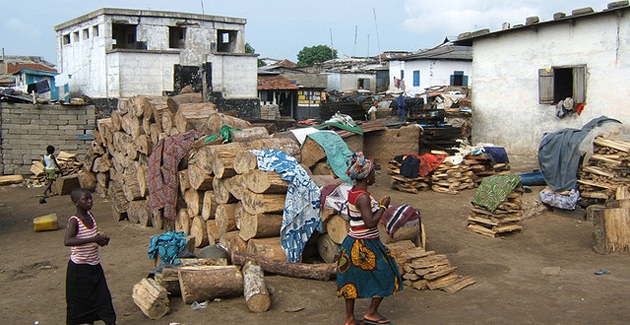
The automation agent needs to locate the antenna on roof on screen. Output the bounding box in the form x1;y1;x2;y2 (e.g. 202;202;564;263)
373;8;381;63
353;25;358;58
330;28;335;60
201;0;205;14
367;34;370;58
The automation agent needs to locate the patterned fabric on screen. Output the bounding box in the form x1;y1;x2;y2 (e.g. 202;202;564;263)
336;237;403;299
346;152;374;180
251;149;321;263
539;188;580;210
322;183;353;220
346;188;380;239
472;175;522;212
381;205;420;237
148;231;189;266
69;214;100;265
148;130;203;220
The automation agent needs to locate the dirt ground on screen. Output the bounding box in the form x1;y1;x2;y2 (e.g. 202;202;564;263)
2;166;630;325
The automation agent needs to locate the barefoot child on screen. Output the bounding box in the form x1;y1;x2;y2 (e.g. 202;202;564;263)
42;145;62;196
65;188;116;325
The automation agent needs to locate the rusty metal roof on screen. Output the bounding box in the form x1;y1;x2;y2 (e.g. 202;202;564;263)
257;75;299;90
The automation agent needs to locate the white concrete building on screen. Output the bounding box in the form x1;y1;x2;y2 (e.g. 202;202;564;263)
456;2;630;163
54;8;258;115
388;43;472;97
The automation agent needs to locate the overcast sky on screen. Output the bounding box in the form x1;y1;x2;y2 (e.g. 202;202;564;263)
0;0;615;65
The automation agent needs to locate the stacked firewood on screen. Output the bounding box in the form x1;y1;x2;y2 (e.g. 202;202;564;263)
387;159;431;193
430;160;477;195
578;135;630;201
388;240;475;293
29;151;84;185
464;154;511;179
467;188;524;237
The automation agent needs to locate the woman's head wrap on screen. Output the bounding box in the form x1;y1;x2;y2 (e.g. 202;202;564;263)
346;152;374;180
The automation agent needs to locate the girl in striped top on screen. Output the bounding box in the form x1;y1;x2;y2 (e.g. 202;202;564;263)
336;152;403;325
64;188;116;325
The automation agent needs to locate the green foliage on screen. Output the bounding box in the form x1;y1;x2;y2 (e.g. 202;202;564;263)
297;45;338;67
245;43;266;67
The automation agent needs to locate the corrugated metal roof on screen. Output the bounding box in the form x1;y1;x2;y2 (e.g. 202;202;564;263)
257;75;299;90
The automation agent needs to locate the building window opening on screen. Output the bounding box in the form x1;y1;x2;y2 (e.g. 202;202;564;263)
217;29;238;52
538;66;586;104
450;71;468;86
357;78;370;90
63;34;71;45
93;25;99;37
112;23;139;49
73;31;79;42
83;28;89;40
169;26;186;49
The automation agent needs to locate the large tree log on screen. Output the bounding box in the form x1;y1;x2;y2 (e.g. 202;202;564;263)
216;203;238;238
317;233;341;264
179;169;190;193
201;191;217;220
176;208;191;234
234;150;259;175
136;162;148;198
247;237;287;261
378;219;421;246
184;188;203;217
188;163;214;191
213;177;236;204
218;231;248;255
92;155;112;173
239;212;282;241
123;164;143;202
135;134;153;156
150;123;163;145
326;214;350;244
247;138;301;162
232;127;270;142
190;215;209;248
128;200;152;226
161;111;174;134
121;112;142;138
243;261;271;313
132;277;169;320
97;118;114;143
225;174;246;200
108;176;128;221
174;103;217;134
206;113;252;135
231;251;336;281
212;147;245;179
152;208;164;230
600;203;630;253
241;191;286;215
178;265;244;304
166;92;203;111
206;219;219;245
245;169;289;194
110;110;123;131
300;137;327;168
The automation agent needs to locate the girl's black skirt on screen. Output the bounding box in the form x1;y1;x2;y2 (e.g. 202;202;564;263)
66;260;116;324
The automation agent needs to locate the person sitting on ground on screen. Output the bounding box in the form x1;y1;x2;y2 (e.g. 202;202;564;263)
42;145;62;197
336;152;403;325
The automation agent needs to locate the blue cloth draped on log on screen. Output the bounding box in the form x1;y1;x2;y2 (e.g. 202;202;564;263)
305;131;353;183
250;149;322;263
147;231;189;266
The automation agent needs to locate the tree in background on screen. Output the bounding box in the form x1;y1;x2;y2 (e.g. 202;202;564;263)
297;45;338;67
245;43;266;67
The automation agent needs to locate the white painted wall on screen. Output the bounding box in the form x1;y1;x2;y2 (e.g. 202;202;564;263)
107;52;180;97
207;53;258;98
470;12;630;163
326;72;376;93
388;59;472;96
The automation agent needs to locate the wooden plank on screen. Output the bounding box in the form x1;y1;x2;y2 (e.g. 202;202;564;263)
0;175;24;186
442;276;476;293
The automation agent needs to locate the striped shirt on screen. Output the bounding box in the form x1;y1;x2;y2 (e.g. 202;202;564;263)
69;214;101;265
347;188;380;239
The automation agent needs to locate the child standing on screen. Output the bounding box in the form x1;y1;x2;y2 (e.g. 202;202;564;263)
65;188;116;325
42;145;62;197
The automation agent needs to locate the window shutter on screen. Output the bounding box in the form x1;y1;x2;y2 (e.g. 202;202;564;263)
573;66;586;103
450;75;455;86
413;71;420;87
538;69;554;104
463;76;469;86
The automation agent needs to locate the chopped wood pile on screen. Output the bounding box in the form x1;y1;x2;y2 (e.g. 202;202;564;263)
467;188;524;237
28;151;85;185
388;153;511;195
388;240;475;293
578;136;630;201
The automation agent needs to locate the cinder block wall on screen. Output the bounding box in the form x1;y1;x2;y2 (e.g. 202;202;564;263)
0;103;96;175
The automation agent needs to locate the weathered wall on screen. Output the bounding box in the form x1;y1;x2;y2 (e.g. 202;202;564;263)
363;125;421;166
0;103;95;175
206;53;258;99
471;12;630;164
106;51;180;97
326;72;377;93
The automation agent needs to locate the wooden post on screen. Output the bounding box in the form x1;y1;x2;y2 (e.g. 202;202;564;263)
243;261;271;313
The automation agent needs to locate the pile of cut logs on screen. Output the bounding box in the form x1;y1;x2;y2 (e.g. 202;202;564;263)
467;187;524;237
387;159;431;193
29;151;85;185
578;136;630;201
388;240;475;293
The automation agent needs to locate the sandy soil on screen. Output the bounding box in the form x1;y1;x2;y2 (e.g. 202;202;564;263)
1;171;629;325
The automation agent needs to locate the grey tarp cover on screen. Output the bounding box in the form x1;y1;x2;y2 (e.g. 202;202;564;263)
538;116;621;191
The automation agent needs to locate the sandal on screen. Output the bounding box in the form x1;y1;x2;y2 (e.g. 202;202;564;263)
363;316;391;325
